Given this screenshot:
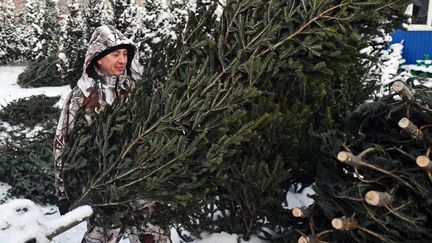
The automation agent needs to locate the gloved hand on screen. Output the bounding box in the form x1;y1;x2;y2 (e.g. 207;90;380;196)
57;198;71;215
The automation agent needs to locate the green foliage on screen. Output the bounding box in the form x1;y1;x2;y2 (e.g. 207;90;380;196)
62;1;259;226
57;0;87;88
0;0;21;64
0;131;57;205
109;0;132;31
84;0;113;32
305;79;432;242
60;0;410;241
0;95;60;127
0;95;59;204
175;0;408;240
410;70;432;79
410;56;432;78
19;0;61;61
39;0;62;58
17;55;66;88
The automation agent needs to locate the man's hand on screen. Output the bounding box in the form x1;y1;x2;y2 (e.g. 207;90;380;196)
57;198;71;215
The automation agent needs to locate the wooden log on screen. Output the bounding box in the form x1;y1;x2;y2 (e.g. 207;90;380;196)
337;151;363;168
331;216;357;230
298;235;319;243
365;190;394;207
416;155;432;171
292;207;310;218
298;235;310;243
398;118;423;139
392;81;414;102
46;205;93;239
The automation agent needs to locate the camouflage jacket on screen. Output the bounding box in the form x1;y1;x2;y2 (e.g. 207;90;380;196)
53;25;143;200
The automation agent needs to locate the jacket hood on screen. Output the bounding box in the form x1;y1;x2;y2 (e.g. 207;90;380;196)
77;25;143;97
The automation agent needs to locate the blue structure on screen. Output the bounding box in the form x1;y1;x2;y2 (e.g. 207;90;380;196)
391;30;432;64
390;0;432;64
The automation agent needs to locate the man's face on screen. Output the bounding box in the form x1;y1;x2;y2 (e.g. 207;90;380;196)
97;49;128;76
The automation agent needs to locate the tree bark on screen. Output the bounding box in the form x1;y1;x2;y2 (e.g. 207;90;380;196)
365;190;394;207
392;81;414;102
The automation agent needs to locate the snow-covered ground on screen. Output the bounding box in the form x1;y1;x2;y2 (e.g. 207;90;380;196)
0;66;70;108
0;66;279;243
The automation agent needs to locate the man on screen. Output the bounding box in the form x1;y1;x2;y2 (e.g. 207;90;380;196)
53;25;170;243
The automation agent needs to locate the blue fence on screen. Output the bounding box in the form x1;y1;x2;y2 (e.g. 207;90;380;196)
390;30;432;64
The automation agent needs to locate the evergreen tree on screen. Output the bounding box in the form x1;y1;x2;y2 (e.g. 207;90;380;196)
18;0;60;61
135;0;187;81
110;0;140;39
16;0;62;87
17;54;66;87
14;6;30;63
60;0;409;241
109;0;131;31
120;4;140;39
62;0;258;229
302;80;432;242
140;0;168;49
0;95;59;205
39;0;62;59
0;0;19;64
165;0;190;39
20;0;46;60
58;0;87;87
110;0;128;22
175;0;409;241
136;0;218;82
84;0;114;34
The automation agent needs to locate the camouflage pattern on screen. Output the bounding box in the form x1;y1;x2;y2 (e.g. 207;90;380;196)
53;25;142;200
53;25;170;243
82;221;171;243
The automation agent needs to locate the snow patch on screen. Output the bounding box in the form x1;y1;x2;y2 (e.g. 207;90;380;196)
0;199;92;243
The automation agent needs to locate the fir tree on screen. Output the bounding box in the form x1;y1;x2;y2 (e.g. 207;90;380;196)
174;0;409;241
121;4;141;39
16;0;63;87
39;0;62;59
136;0;219;82
62;0;259;228
20;0;46;60
17;0;61;61
60;0;409;241
140;0;168;47
0;0;19;64
110;0;128;21
301;80;432;242
84;0;114;34
165;0;190;39
58;0;87;87
109;0;131;31
136;0;191;81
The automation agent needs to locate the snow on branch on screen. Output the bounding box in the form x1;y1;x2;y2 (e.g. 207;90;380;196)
0;199;92;243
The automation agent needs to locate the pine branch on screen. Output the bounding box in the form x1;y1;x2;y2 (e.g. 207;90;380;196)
261;2;350;55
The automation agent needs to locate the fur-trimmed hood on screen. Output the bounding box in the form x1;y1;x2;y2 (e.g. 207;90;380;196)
77;25;143;97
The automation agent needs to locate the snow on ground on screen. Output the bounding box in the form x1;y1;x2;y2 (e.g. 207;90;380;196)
0;199;92;243
0;66;272;243
0;66;70;109
286;186;315;209
0;180;266;243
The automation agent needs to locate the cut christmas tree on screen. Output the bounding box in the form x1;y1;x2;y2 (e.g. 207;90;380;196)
302;79;432;242
59;0;410;241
